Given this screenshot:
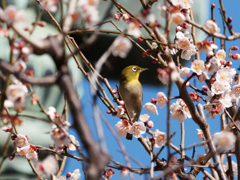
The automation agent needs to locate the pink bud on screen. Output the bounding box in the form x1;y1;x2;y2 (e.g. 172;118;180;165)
120;168;129;178
146;121;154;129
114;13;121;21
231;46;239;51
225;61;232;66
37;21;46;27
186;82;190;87
228;24;233;29
2;127;12;132
189;38;193;43
211;3;215;8
187;74;192;78
106;110;111;114
228;17;232;23
8;154;15;161
232;54;240;60
152;58;158;64
66;172;71;178
119;100;125;106
25;135;29;140
139;24;143;28
211;77;216;84
176;26;182;32
11;134;17;140
112;89;117;94
24;27;29;31
202;86;209;91
151;98;157;104
142;52;147;57
146;49;152;56
138;38;143;42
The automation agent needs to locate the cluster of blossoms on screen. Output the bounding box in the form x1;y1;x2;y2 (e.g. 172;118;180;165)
52;169;81;180
78;0;100;27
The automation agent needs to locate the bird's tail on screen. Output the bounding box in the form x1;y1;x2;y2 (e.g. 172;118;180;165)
126;133;133;140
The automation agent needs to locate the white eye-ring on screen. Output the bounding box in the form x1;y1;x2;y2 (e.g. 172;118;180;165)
132;67;137;72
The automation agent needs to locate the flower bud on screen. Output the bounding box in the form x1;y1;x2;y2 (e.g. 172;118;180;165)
37;21;46;27
176;26;182;32
146;49;152;56
66;172;71;178
138;38;143;42
228;24;233;29
114;13;121;21
112;89;117;94
139;24;143;28
202;86;209;91
152;58;158;64
232;53;240;60
25;135;29;140
146;121;154;129
231;46;239;51
9;154;15;161
211;4;215;9
189;38;193;43
225;61;232;66
142;52;147;57
2;127;12;132
186;82;190;87
24;27;29;31
210;77;216;84
106;110;111;114
187;74;192;78
228;17;232;23
151;98;157;104
11;134;17;140
119;100;125;106
120;168;129;178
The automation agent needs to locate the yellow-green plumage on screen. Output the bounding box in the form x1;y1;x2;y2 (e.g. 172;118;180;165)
119;65;147;140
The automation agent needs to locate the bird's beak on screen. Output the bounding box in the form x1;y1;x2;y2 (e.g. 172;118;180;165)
140;68;148;72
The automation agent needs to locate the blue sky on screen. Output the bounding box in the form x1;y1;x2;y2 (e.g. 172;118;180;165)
63;0;240;179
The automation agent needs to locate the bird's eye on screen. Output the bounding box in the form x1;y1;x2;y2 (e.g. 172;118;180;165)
132;67;137;72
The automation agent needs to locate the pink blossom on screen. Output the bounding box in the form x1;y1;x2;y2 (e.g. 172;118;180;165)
197;41;218;54
6;84;27;102
157;68;169;85
178;37;190;49
169;155;178;166
122;13;130;22
13;60;26;72
25;145;38;160
42;155;58;175
14;134;29;148
0;27;9;37
70;169;81;180
223;161;238;178
216;67;235;84
47;106;58;120
120;168;129;178
203;20;220;34
179;0;193;9
16;145;30;156
2;5;25;24
170;99;191;123
143;102;158;115
213;131;236;152
2;126;12;132
105;168;114;178
128;122;146;138
114;13;121;21
112;36;132;58
196;129;204;141
116;105;125;118
42;0;58;12
216;49;226;61
139;114;150;122
179;67;191;77
51;127;69;147
181;44;196;60
171;12;185;25
114;119;131;138
211;81;227;95
146;121;154;129
156;92;168;108
232;84;240;98
198;73;206;84
67;135;80;151
127;22;141;38
153;129;166;147
191;60;205;75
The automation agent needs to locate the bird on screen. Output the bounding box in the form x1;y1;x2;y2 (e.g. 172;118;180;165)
119;65;148;140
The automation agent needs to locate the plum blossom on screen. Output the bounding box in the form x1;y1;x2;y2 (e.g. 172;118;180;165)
47;106;58;120
181;44;196;60
203;20;220;34
216;49;226;61
156;92;168;108
171;12;185;25
128;122;146;138
13;134;29;148
196;129;205;141
105;169;114;178
196;41;218;54
112;36;132;58
6;84;28;102
213;131;236;152
1;5;25;24
211;81;227;95
139;114;150;122
153;129;166;147
157;68;169;85
178;36;190;49
216;67;235;85
42;0;58;12
191;60;205;75
70;169;81;180
206;57;221;75
143;102;158;115
16;145;38;160
179;0;193;9
170;99;191;123
13;60;26;72
51;125;70;147
232;84;240;98
127;22;141;38
223;161;238;178
42;155;58;175
178;66;191;77
114;119;131;138
67;135;80;151
146;121;154;129
116;105;125;118
120;168;129;178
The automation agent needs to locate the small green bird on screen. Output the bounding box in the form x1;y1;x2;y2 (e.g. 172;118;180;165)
119;65;148;140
